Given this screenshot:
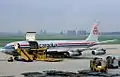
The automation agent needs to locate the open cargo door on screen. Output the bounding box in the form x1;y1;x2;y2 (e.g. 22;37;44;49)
25;32;36;41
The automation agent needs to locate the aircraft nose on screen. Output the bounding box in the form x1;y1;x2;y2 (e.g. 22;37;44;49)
0;48;6;52
0;48;14;55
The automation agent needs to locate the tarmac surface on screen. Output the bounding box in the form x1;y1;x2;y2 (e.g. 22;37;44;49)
0;44;120;77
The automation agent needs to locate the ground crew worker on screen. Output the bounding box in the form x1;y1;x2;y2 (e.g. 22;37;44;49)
13;43;21;60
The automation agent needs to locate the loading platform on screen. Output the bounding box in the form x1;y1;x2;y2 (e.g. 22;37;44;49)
8;41;63;62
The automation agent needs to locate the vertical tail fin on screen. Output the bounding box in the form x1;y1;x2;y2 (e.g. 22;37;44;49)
86;20;100;42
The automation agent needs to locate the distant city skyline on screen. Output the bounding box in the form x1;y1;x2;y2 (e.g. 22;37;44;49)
0;0;120;32
0;29;120;37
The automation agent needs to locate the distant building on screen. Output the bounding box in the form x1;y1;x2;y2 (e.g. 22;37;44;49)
77;30;87;36
67;30;76;36
39;30;47;35
101;32;120;36
60;30;64;35
17;30;23;35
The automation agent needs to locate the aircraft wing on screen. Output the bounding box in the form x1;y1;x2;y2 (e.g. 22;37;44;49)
47;47;69;52
76;47;102;52
47;47;97;52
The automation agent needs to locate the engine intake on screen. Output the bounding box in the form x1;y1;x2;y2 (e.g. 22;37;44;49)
92;49;106;55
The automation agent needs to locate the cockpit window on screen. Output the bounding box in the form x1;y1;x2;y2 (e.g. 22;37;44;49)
4;45;14;49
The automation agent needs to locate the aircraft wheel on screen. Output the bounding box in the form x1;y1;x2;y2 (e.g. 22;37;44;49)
8;57;14;62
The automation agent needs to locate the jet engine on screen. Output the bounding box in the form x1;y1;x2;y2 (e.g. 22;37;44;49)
92;49;106;55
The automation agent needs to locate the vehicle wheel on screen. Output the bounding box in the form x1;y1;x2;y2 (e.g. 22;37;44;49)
8;57;14;62
14;56;19;60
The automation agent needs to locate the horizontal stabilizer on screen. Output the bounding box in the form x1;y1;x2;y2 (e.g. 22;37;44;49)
97;39;117;44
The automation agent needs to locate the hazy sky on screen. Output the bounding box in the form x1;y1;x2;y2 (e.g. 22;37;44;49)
0;0;120;33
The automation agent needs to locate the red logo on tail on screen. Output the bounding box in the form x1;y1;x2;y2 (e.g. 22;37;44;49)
93;25;99;35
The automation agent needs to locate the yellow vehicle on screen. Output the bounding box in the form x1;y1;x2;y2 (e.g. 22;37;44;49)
90;57;108;73
8;41;63;62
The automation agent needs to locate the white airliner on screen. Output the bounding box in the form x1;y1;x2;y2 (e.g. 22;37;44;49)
0;21;117;57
